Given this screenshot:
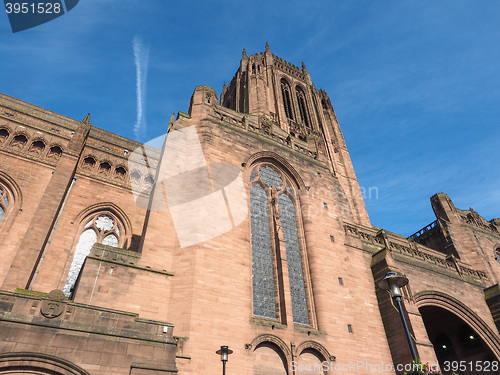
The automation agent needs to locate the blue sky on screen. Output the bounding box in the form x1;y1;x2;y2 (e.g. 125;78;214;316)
1;0;499;236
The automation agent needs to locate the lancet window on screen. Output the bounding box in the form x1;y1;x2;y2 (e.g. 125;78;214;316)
281;79;294;120
63;212;125;297
249;164;310;325
0;183;11;226
296;86;310;128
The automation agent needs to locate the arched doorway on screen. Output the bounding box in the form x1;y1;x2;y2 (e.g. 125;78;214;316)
0;352;90;375
416;292;500;375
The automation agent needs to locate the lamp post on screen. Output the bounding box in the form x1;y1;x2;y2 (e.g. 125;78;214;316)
216;345;233;375
377;271;419;360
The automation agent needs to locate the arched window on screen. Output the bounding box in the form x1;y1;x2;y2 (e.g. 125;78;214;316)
0;183;11;226
99;162;112;173
29;140;46;154
495;248;500;265
249;164;310;325
63;212;126;297
281;79;294;120
0;173;21;230
115;166;127;179
10;134;28;149
47;145;63;159
296;86;310;128
0;127;10;143
82;156;96;170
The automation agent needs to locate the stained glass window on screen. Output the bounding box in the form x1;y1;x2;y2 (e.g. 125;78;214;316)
63;214;122;298
249;165;310;325
0;183;12;225
296;87;310;128
260;166;283;189
279;193;309;325
281;79;294;120
250;184;276;319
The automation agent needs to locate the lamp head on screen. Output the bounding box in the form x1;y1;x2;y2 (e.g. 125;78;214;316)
216;345;233;362
377;271;408;298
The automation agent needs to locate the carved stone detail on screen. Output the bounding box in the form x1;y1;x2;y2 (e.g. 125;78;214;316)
40;289;66;319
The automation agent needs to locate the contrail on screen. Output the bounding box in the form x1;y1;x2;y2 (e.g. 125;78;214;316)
133;36;150;140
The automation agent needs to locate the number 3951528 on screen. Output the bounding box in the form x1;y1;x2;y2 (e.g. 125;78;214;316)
5;2;61;14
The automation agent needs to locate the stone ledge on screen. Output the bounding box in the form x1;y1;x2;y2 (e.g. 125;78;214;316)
0;292;176;344
131;360;177;373
89;244;174;277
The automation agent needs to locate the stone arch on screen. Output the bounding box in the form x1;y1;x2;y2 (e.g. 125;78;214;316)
250;334;293;364
414;290;500;359
280;76;293;87
47;144;63;160
63;203;133;297
0;352;90;375
98;160;113;174
0;125;11;144
294;85;311;129
73;202;132;248
114;165;127;180
9;132;29;150
296;341;333;363
0;170;23;210
493;243;500;264
81;155;97;171
246;152;305;190
129;170;142;183
280;77;295;121
250;335;291;375
0;171;22;235
28;138;46;155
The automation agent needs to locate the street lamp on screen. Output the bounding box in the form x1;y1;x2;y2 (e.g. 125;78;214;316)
377;271;419;360
216;345;233;375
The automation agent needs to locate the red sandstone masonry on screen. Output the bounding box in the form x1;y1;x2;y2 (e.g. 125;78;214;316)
1;48;499;375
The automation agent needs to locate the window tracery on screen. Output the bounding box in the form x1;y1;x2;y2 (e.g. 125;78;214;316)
0;173;20;229
29;140;46;154
63;212;125;297
82;156;96;170
0;128;10;143
10;134;28;149
0;186;9;225
99;162;112;174
47;145;63;159
115;166;127;179
281;79;294;120
249;163;310;325
296;86;310;128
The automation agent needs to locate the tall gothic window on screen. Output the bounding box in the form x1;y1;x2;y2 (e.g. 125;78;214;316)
0;184;10;225
250;164;310;325
281;79;294;120
63;212;124;297
296;86;310;128
0;177;17;228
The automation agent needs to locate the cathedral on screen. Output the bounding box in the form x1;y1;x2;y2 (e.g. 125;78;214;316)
0;45;499;375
